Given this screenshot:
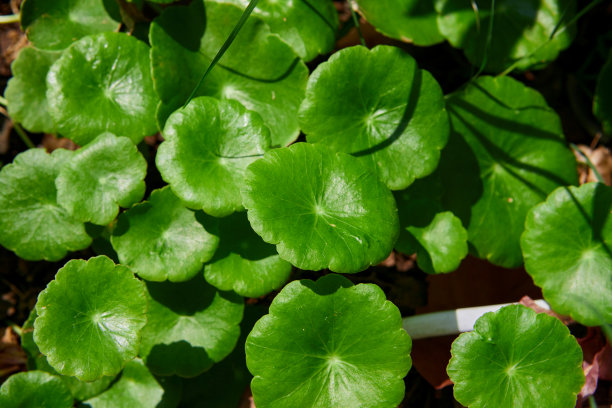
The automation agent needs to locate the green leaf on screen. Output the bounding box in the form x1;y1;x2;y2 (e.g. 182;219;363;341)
149;0;308;146
521;182;612;326
139;274;244;377
435;0;576;72
20;0;121;50
34;256;147;382
594;49;612;136
0;148;91;261
0;371;73;408
440;76;578;268
4;46;60;133
56;133;147;226
111;187;219;282
243;142;399;273
355;0;444;46
204;212;291;298
47;32;158;146
156;97;270;216
81;359;182;408
212;0;339;61
299;45;449;190
246;274;412;408
447;305;584;408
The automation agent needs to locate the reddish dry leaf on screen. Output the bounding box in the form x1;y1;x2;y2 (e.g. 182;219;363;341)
519;295;573;325
0;327;26;379
575;144;612;185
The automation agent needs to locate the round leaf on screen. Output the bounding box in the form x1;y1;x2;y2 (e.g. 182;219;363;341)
299;45;449;190
156;97;270;216
594;50;612;136
242;142;399;273
149;0;308;146
246;274;412;408
435;0;576;72
47;32;158;145
56;133;147;226
204;212;292;298
0;371;73;408
0;148;91;261
20;0;121;50
139;274;244;377
440;76;578;267
355;0;444;46
521;182;612;325
112;187;219;282
4;46;60;133
447;305;584;408
212;0;339;61
34;256;148;382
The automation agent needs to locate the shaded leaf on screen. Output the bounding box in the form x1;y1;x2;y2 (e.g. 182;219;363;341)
594;49;612;136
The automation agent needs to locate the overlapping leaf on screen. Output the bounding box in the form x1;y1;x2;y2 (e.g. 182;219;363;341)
0;371;73;408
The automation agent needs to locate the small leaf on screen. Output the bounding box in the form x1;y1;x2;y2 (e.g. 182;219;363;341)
355;0;444;46
300;45;449;190
47;32;158;145
139;274;244;377
594;50;612;137
4;46;60;133
204;212;291;298
243;142;399;273
246;274;412;408
0;371;73;408
20;0;121;50
447;305;584;408
34;256;147;382
112;187;219;282
56;133;147;226
521;182;612;325
156;97;270;216
0;148;91;261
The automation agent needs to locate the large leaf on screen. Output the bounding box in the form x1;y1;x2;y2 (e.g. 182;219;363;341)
440;76;578;267
521;182;612;326
246;274;412;408
111;187;219;282
355;0;444;46
242;142;399;273
204;212;291;298
300;45;449;190
149;0;308;146
20;0;120;50
4;46;60;133
0;148;91;261
139;274;244;377
47;32;158;145
34;256;147;382
213;0;339;61
435;0;576;72
447;305;584;408
594;50;612;137
156;97;270;216
56;133;147;226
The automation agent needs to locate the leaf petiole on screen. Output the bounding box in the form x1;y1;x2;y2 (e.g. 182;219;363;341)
0;14;19;24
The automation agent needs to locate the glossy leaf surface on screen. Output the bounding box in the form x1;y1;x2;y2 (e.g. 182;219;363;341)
447;305;584;408
47;32;158;145
139;274;244;377
300;45;449;190
149;0;308;146
34;256;147;381
0;371;73;408
521;182;612;325
20;0;120;50
246;274;412;408
56;133;147;226
112;187;219;282
157;97;270;216
243;143;399;273
204;212;291;298
0;148;91;261
594;50;612;136
4;46;60;133
440;76;578;267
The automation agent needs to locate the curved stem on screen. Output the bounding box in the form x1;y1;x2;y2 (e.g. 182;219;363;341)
0;13;19;24
13;122;35;149
0;95;7;107
348;0;366;47
571;143;605;184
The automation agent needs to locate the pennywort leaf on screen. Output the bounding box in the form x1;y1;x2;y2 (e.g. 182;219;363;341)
0;371;73;408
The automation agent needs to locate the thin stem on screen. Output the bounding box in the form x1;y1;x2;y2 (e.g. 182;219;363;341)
0;13;19;24
348;0;366;47
182;0;259;108
13;122;35;149
0;95;7;107
7;321;22;337
471;0;495;81
571;143;605;184
588;395;597;408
